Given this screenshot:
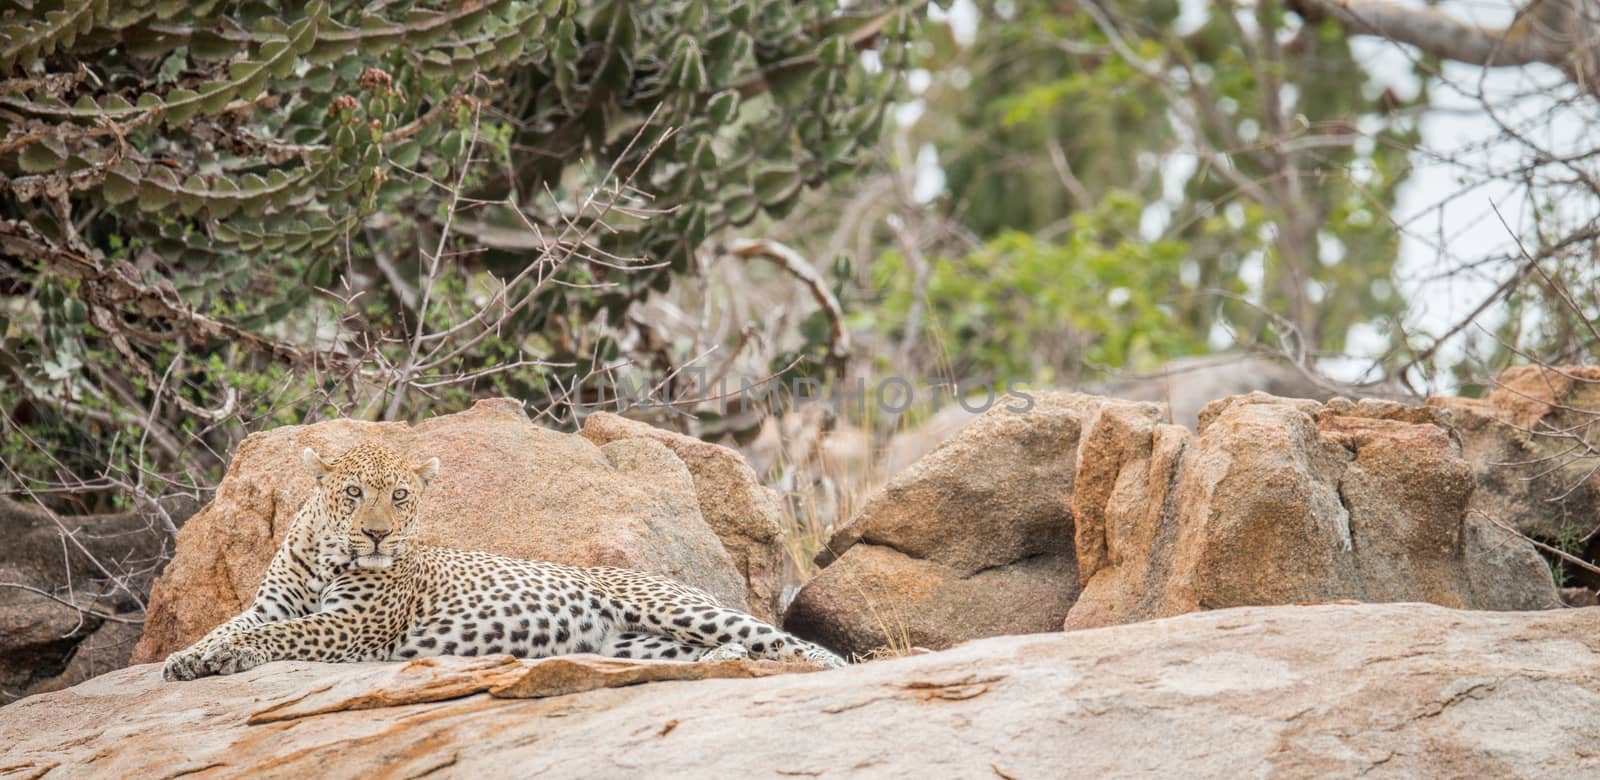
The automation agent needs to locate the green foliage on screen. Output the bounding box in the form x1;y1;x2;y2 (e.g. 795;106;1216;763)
0;0;917;497
920;4;1177;238
1166;8;1420;353
868;192;1205;382
894;1;1426;378
3;0;912;299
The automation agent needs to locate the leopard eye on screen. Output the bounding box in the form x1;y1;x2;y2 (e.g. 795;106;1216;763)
344;485;363;499
392;488;409;503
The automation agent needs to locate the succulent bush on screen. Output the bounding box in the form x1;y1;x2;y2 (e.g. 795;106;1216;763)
0;0;918;497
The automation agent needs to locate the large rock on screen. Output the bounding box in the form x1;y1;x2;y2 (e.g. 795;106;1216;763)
8;603;1600;777
1061;401;1191;629
1428;365;1600;542
130;399;762;664
580;412;786;622
785;393;1102;657
1068;393;1559;629
788;389;1558;653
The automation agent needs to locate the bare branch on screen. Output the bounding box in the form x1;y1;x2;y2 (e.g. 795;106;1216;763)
724;238;853;372
1289;0;1596;86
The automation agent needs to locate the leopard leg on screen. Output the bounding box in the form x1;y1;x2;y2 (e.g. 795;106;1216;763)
201;612;389;675
163;611;272;681
164;527;321;681
596;630;706;661
647;604;847;668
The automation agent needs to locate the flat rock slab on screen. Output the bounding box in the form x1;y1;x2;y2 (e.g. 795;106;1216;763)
5;603;1600;778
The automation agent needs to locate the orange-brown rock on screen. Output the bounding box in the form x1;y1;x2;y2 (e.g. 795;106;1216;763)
1061;401;1191;629
9;603;1600;777
1067;393;1559;629
785;388;1558;652
1427;365;1600;541
792;389;1563;654
243;653;811;724
130;399;761;663
486;654;810;699
246;655;530;723
580;411;786;622
785;393;1102;657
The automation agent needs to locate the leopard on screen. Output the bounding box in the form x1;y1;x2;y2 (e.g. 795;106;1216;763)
162;442;847;681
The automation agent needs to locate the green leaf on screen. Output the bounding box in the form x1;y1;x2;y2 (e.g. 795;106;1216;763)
818;35;851;68
389;139;421;167
671;38;706;93
139;167;178;211
18;138;66;173
707;90;739;123
723;185;757;224
753;163;801;205
439;130;466;160
177;174;207;216
677;205;707;247
229;61;264;83
206;176;240;218
199;81;236;113
689;137;716;171
552;17;577;63
102;161;140;204
421;50;453;80
157;47;187;84
165;88;201;124
191;31;237;61
287;17;317;54
765;61;819;104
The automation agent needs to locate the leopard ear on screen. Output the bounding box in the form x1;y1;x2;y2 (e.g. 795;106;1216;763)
301;447;333;480
412;456;440;486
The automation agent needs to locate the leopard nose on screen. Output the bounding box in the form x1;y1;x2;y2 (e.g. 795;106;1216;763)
363;529;391;544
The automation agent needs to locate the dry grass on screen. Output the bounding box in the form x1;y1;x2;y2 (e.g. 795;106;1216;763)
739;402;951;661
850;586;921;662
757;403;922;582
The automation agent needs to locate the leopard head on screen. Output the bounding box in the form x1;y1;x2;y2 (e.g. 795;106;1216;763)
301;443;439;570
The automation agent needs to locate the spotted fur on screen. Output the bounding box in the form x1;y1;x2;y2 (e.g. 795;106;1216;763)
162;443;846;681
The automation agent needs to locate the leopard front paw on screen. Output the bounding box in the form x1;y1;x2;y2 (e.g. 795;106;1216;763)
807;649;848;669
200;639;272;676
162;647;210;682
